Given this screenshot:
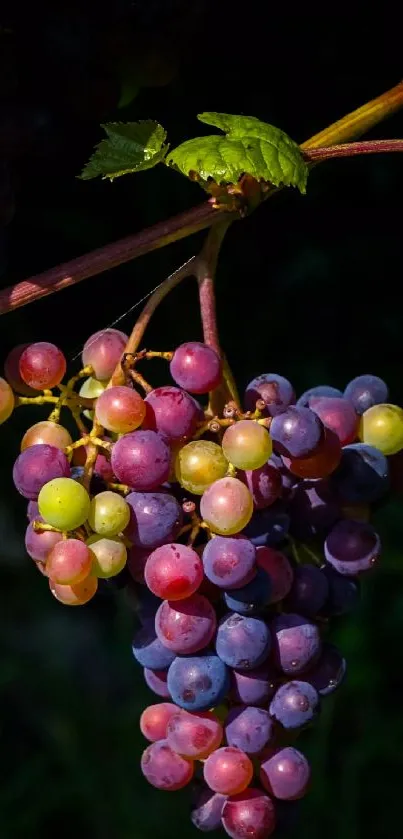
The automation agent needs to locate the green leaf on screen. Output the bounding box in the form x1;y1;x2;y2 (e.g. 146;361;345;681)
79;121;168;181
166;112;307;192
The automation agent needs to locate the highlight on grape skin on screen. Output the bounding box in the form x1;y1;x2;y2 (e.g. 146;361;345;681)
19;342;67;390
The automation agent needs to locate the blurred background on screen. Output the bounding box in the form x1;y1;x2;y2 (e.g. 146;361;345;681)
0;2;402;837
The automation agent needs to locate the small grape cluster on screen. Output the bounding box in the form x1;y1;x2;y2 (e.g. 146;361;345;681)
1;329;401;839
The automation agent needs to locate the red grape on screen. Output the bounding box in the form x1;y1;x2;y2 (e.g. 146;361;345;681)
203;746;253;795
111;431;171;490
19;342;66;390
95;385;146;433
309;396;358;446
21;420;73;451
170;342;222;394
46;538;93;584
221;788;276;839
140;702;178;742
166;709;223;758
145;543;203;600
144;386;201;441
155;594;217;654
82;328;128;381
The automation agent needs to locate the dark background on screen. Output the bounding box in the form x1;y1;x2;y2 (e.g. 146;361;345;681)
1;2;402;837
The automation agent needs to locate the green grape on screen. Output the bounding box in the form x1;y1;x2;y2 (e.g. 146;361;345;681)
175;441;229;495
359;403;403;455
222;420;272;470
86;534;127;578
79;376;106;419
200;477;254;535
0;377;15;424
38;478;91;530
88;490;130;537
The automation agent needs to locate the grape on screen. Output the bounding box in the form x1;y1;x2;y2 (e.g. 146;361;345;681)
145;543;203;600
46;538;93;584
297;385;343;407
127;544;151;584
306;643;346;695
230;665;277;706
224;567;272;615
79;376;106;419
166;709;223;758
170;342;222;394
202;536;256;589
144;668;171;698
86;534;127;578
225;706;274;755
111;431;170;490
140;702;178;742
144;386;201;441
0;376;15;424
4;344;36;395
260;747;311;800
270;407;323;458
269;681;319;729
155;594;217;654
27;500;40;521
244;503;290;547
330;442;389;504
309;396;358;446
271;613;321;675
19;342;66;390
216;613;271;670
223;788;277;839
95;385;146;434
21;421;73;451
321;566;360;615
284;565;329;617
88;490;130;537
125;491;182;548
222;421;272;470
359;403;403;455
132;622;176;670
38;478;90;530
200;478;254;535
204;747;253;795
141;740;194;791
344;374;388;415
175;440;228;495
289;479;340;540
282;428;341;479
269;453;297;498
191;786;227;832
238;462;282;510
324;519;380;575
245;373;295;416
13;444;71;500
167;652;230;711
256;547;294;602
82;328;128;381
25;518;63;563
49;575;98;606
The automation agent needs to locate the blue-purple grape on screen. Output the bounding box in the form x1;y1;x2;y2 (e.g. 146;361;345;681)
125;491;182;548
216;613;271;671
191;785;227;832
144;667;171;698
269;680;319;729
230;665;277;706
306;642;346;695
330;443;389;504
321;566;360;615
202;536;256;589
111;430;171;490
289;479;340;540
225;706;275;754
270;407;323;459
238;462;282;509
284;565;329;617
224;567;272;615
260;747;311;800
324;519;381;575
132;622;176;670
243;502;290;547
167;652;230;711
344;374;388;415
297;385;343;408
244;373;295;416
271;613;321;675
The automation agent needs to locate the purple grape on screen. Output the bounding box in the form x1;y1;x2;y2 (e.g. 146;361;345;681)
13;444;71;500
170;342;222;394
289;479;340;540
167;652;230;711
132;622;176;670
224;567;272;615
111;430;170;490
155;595;217;654
191;785;227;832
216;613;271;671
225;706;275;754
260;747;311;800
271;613;321;675
306;642;346;695
221;788;276;839
330;443;389;504
321;566;360;615
245;373;295;416
243;502;290;547
25;517;63;562
269;681;319;729
269;453;297;498
144;386;201;441
125;491;182;548
297;385;343;408
256;546;294;603
344;374;388;415
202;536;256;589
27;500;39;520
324;519;381;575
270;407;324;459
144;667;171;698
238;462;282;510
284;565;329;617
230;665;277;706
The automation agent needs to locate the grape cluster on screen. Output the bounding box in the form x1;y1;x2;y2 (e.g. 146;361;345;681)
1;332;400;839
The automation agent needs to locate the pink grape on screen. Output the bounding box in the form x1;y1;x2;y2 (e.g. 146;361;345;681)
4;344;36;395
141;740;194;790
256;546;294;603
25;518;63;563
260;747;311;800
13;444;71;499
144;668;171;698
82;328;128;380
238;462;282;509
111;431;171;490
19;342;66;390
95;385;146;433
309;396;359;446
140;702;178;742
203;747;253;795
170;342;222;394
21;421;73;451
200;477;254;535
49;575;98;606
0;376;15;424
155;594;217;654
221;788;276;839
166;710;223;758
145;543;203;600
46;539;93;584
144;386;201;441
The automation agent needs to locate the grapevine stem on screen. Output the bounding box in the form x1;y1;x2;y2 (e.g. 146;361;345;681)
304;139;403;162
196;220;231;354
